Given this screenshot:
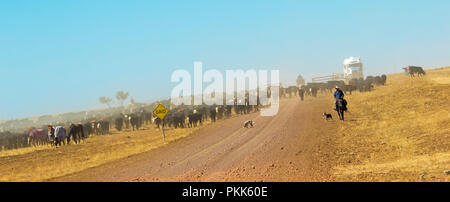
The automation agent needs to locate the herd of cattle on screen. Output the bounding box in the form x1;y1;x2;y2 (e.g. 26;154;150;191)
0;72;393;150
0;99;261;149
279;74;387;99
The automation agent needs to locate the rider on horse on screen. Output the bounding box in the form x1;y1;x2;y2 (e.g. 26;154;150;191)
334;86;346;110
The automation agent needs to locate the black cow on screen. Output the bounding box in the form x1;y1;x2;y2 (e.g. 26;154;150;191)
115;116;123;131
129;114;139;131
209;107;217;122
124;114;131;129
154;117;162;129
298;88;305;101
172;111;186;128
406;66;426;77
83;122;92;137
93;120;109;135
286;86;299;98
341;84;356;95
381;74;387;85
144;112;153;125
217;106;225;119
187;113;202;128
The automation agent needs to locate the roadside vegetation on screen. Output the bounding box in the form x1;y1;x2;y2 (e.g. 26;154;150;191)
332;67;450;181
0;123;209;181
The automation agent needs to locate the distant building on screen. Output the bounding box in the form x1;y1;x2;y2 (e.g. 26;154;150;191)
343;57;364;81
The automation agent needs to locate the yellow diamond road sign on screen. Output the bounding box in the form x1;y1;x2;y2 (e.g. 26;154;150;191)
153;104;169;120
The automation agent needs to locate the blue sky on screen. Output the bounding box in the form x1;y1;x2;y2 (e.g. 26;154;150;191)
0;0;449;120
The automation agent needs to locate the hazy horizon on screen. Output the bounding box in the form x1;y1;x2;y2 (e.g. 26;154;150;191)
1;0;450;120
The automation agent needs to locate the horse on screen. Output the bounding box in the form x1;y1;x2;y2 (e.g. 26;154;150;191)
335;99;347;121
28;129;47;146
67;124;85;144
48;126;67;147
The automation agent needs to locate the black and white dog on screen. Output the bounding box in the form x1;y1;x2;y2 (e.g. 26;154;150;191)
244;120;255;128
323;112;333;121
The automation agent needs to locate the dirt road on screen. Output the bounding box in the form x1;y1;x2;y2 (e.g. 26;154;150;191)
51;96;338;182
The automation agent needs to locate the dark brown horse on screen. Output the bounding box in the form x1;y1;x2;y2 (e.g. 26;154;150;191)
67;124;85;144
335;99;347;121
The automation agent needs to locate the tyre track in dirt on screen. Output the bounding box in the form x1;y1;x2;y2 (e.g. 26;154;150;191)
50;96;337;182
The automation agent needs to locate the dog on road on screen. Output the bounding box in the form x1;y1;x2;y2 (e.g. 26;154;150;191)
244;120;255;128
323;112;333;121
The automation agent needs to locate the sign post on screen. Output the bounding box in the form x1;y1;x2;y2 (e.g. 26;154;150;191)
153;104;169;141
162;119;165;141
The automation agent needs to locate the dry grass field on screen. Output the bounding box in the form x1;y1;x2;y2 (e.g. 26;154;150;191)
332;67;450;181
0;123;211;181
